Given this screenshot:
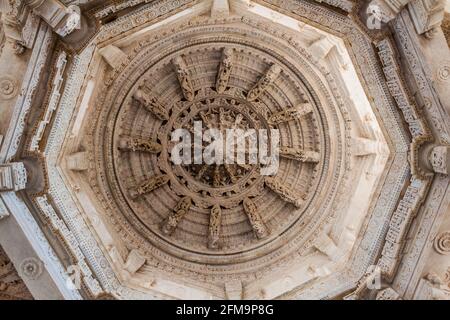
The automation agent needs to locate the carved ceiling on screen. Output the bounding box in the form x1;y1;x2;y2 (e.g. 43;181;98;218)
54;0;392;298
0;0;449;301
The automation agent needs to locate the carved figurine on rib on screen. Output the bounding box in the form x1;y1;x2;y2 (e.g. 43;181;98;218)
247;64;281;102
161;196;192;235
172;56;195;102
216;48;234;94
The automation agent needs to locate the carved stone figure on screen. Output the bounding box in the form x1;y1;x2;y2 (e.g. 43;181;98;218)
161;197;192;235
131;174;169;198
268;104;313;125
172;56;195;102
208;205;222;249
265;177;303;208
243;197;270;239
119;138;162;153
279;147;320;163
247;64;281;101
132;87;169;121
216;48;233;94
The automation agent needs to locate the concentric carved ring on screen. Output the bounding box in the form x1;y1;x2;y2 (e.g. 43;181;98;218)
89;21;348;279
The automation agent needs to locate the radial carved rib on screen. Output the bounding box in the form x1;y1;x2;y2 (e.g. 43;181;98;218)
213;165;221;188
265;177;303;208
216;48;233;94
268;103;313;125
247;64;281;102
131;174;169;199
208;205;222;249
133;87;169;121
243;198;270;239
161;197;192;235
119;138;162;153
172;56;195;101
279;147;320;163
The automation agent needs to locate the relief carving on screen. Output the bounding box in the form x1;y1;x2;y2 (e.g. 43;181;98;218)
208;205;222;249
279;147;320;163
268;104;313;125
161;197;192;235
247;64;281;102
265;177;303;208
119;138;162;154
131;174;169;198
242;197;270;239
215;48;233;94
172;56;195;102
132;87;169;121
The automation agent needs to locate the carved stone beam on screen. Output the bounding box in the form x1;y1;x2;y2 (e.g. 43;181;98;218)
0;162;27;191
172;56;195;102
118;138;162;154
216;48;233;94
161;196;192;235
279;147;320;163
211;0;230;18
247;64;281;102
265;176;303;208
132;86;169;121
99;45;127;69
130;174;169;199
208;204;222;249
242;197;270;239
268;103;313;125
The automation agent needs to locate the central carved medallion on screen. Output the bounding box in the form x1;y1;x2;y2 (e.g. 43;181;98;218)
181;103;256;188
